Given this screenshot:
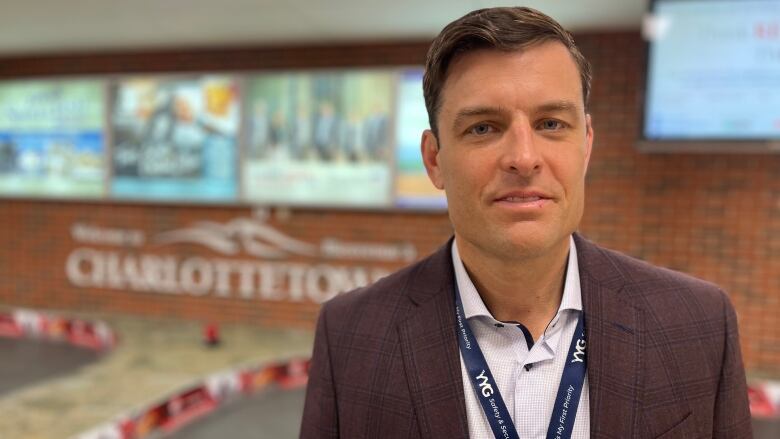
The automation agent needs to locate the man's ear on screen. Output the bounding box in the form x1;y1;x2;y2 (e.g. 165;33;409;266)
583;114;594;175
421;129;444;190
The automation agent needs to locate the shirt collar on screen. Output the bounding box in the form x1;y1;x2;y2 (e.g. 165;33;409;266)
451;236;582;322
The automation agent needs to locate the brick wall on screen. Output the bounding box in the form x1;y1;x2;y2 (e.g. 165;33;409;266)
0;32;777;374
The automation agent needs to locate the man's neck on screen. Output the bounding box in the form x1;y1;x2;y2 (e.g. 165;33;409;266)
456;237;570;340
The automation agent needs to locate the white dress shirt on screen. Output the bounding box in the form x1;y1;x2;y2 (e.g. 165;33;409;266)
452;236;590;438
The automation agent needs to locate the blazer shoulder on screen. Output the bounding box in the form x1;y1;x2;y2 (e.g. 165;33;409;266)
583;244;750;438
583;239;732;313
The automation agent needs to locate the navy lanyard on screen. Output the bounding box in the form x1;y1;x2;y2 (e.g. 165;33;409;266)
454;282;587;439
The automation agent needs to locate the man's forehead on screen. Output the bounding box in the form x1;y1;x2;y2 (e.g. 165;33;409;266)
438;43;585;115
446;41;574;76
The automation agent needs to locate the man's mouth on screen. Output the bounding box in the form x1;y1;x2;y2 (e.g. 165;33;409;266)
500;195;544;202
494;190;552;203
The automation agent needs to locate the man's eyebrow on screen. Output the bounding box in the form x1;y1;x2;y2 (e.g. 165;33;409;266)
452;106;507;128
536;100;581;115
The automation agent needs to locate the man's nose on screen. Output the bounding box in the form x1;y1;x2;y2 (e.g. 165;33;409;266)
498;121;542;176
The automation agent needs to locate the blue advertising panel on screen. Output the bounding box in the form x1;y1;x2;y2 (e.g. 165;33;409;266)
394;69;446;209
0;80;105;198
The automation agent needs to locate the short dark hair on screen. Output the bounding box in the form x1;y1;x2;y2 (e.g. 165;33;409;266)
423;7;592;136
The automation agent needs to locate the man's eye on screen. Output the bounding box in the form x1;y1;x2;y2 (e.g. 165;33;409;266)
468;123;493;135
539;120;564;130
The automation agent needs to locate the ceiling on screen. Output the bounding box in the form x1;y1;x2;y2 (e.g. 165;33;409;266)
0;0;648;56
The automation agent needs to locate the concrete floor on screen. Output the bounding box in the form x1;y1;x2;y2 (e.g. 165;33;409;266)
166;390;779;439
0;338;100;396
165;387;306;439
754;417;780;439
1;310;778;439
0;312;314;439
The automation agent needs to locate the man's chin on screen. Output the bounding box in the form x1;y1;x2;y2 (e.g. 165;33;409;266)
497;229;571;260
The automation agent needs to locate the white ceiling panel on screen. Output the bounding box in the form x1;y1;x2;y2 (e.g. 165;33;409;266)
0;0;648;55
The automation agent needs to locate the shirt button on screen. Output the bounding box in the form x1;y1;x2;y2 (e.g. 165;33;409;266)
494;323;504;328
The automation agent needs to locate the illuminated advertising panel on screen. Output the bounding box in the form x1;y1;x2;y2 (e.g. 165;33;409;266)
0;80;105;198
394;69;446;209
110;76;239;202
242;70;394;207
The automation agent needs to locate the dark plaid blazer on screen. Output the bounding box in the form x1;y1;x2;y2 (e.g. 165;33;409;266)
300;234;752;438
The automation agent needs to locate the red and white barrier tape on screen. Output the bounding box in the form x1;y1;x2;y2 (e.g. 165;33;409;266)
72;357;310;439
750;381;780;419
0;308;117;351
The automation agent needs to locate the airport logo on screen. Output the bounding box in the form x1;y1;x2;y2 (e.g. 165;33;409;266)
65;214;417;303
154;217;318;259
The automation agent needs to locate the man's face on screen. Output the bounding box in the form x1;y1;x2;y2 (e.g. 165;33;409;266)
422;42;593;261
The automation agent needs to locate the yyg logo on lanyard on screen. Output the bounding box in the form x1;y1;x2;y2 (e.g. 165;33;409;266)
454;282;587;439
476;370;494;397
572;338;586;363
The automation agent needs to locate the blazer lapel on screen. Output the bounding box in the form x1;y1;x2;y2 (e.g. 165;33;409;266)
575;234;643;438
397;241;470;439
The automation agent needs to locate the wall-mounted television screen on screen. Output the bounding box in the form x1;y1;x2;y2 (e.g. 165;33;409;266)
641;0;780;152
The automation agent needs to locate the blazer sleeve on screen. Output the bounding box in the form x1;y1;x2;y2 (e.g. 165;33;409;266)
712;291;752;439
300;305;340;439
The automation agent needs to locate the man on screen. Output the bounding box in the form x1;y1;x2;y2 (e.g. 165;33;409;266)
300;7;752;439
313;101;340;161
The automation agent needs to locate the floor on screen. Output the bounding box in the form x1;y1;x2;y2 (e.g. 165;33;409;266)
165;387;306;439
0;338;100;396
1;310;778;439
0;311;313;439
